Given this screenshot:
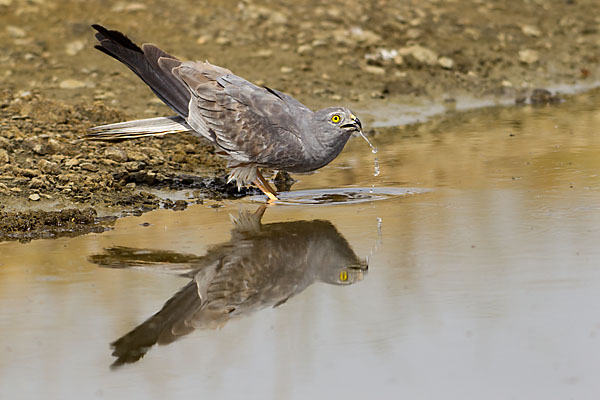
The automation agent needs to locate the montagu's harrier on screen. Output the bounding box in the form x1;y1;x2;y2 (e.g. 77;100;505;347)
87;25;365;201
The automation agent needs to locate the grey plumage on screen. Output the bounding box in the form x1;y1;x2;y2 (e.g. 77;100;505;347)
88;25;363;196
89;207;367;367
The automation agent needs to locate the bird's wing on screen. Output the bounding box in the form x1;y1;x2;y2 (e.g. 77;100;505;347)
169;61;310;168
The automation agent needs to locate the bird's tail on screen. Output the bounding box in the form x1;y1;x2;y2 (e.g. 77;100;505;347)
92;24;190;118
86;115;192;141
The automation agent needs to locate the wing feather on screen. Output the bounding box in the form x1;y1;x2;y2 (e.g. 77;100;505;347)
171;61;311;169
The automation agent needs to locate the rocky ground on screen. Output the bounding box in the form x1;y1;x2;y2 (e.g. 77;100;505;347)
1;0;600;240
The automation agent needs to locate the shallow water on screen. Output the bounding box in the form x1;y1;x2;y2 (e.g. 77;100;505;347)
2;91;600;399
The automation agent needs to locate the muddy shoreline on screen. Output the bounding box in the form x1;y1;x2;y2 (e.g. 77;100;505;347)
2;0;600;240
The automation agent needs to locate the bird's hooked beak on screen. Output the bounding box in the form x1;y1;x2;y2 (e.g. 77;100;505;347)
341;113;363;133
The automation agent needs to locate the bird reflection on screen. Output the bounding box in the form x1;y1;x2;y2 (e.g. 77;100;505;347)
89;206;367;368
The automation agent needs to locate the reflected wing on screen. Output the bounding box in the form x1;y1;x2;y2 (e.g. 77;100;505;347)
110;280;203;368
171;61;309;167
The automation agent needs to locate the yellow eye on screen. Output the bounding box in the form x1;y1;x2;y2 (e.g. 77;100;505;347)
339;270;348;282
331;114;341;123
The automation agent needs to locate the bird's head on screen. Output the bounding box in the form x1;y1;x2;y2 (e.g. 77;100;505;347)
314;107;363;136
304;107;363;169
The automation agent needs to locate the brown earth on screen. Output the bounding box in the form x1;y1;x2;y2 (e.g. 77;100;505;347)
1;0;600;240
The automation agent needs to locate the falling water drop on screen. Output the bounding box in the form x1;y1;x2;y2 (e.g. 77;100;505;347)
359;131;381;178
359;131;378;154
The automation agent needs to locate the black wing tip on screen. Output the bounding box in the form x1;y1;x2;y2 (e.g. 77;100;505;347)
91;24;143;53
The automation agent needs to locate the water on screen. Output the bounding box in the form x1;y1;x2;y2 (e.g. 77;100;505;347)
2;91;600;399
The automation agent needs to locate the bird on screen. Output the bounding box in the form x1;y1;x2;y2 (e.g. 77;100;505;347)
89;206;368;367
87;24;365;201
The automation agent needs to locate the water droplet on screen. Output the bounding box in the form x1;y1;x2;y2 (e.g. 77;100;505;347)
359;131;378;154
373;157;380;177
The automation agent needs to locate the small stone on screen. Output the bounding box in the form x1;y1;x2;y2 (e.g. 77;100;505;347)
101;147;126;163
438;56;455;69
519;49;539;64
38;159;60;174
521;25;541;37
28;193;40;201
406;28;422;39
530;88;562;104
65;158;80;167
80;162;99;172
501;80;513;87
111;2;147;12
59;79;86;89
125;182;136;190
363;65;386;75
296;44;312;55
255;49;273;58
280;66;293;74
29;178;44;189
65;40;85;56
173;200;187;211
196;35;209;45
398;45;438;66
125;150;148;162
215;37;230;46
0;149;8;163
349;27;382;46
6;25;26;38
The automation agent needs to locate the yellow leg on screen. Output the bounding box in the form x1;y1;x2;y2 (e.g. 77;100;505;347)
253;170;279;201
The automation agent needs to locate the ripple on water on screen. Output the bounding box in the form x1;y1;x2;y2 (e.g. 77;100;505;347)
251;187;430;206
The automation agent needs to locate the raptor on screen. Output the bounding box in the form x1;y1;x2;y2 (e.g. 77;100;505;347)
88;25;364;201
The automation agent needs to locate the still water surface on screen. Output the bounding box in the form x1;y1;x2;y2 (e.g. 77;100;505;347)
1;92;600;399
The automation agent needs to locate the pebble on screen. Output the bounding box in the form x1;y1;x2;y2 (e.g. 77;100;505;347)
519;49;539;64
255;49;273;58
0;149;8;163
438;56;455;69
363;65;386;75
6;25;26;38
28;193;40;201
29;178;44;188
530;88;561;104
80;162;99;172
111;2;147;12
104;147;127;162
296;44;313;55
65;40;85;56
65;158;80;167
521;25;541;37
59;79;86;89
125;150;148;162
398;45;438;66
38;159;60;174
349;27;382;46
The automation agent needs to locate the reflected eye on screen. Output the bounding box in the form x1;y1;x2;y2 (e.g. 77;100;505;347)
339;270;348;282
331;114;341;124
